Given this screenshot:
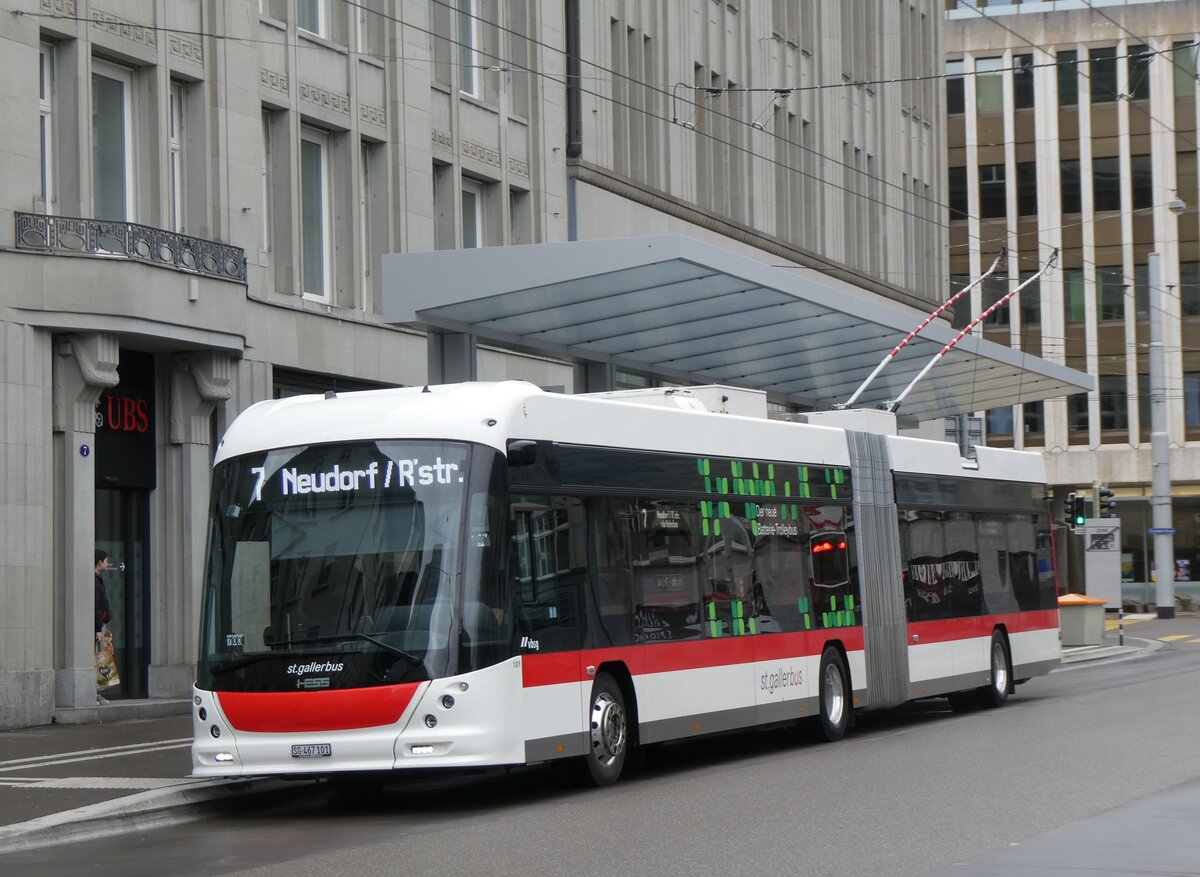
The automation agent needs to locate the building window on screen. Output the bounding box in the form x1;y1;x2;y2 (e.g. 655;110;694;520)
92;60;135;222
457;0;480;97
1175;41;1197;98
1187;373;1200;428
1090;48;1118;103
1058;50;1078;106
297;0;326;37
1093;156;1121;212
1016;162;1037;215
978;163;1006;219
1127;45;1151;100
1064;268;1086;323
260;110;274;254
946;60;964;114
975;57;1004;114
1067;393;1089;432
1131;154;1152;210
1019;271;1041;326
982;275;1010;327
1182;261;1200;317
168;82;184;232
360;140;376;304
950;275;971;330
39;42;55;208
1134;262;1149;318
300;127;332;298
948;166;968;219
1179;151;1198;209
461;177;484;248
1099;375;1128;431
1137;372;1150;433
1013;54;1034;109
1023;400;1044;435
1061;158;1081;213
1097;266;1125;322
987;406;1013;437
509;187;532;245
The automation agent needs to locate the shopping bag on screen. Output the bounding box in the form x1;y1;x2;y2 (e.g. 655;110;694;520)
95;627;120;689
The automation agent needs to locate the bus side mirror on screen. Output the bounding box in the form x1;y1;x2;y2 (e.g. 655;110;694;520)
506;439;538;467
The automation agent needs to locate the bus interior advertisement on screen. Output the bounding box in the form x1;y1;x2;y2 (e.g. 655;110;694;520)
196;440;514;694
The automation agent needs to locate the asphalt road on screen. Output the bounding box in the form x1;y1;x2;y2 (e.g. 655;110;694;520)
6;646;1200;877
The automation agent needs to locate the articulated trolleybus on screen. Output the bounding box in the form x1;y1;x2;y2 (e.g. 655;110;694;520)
193;382;1059;786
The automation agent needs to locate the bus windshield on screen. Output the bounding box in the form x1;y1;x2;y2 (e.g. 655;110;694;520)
197;439;510;692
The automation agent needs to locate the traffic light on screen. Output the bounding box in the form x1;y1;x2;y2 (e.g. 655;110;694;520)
1097;486;1117;517
1062;491;1087;528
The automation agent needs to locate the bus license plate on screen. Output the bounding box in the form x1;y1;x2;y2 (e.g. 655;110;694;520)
291;744;332;759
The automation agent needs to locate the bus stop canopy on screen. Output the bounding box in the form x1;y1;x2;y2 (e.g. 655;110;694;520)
382;235;1090;421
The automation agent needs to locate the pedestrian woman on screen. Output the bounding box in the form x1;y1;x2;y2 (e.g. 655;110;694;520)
95;549;114;703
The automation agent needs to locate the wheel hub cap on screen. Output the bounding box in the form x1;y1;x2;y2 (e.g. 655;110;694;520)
590;693;626;765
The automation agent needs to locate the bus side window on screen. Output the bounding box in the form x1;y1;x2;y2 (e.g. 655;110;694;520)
902;510;950;622
510;495;585;652
809;527;855;628
588;499;635;648
703;515;757;636
629;500;704;642
752;503;806;633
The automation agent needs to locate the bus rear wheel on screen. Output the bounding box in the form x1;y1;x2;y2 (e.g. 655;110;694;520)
814;646;850;742
582;672;628;787
978;631;1011;709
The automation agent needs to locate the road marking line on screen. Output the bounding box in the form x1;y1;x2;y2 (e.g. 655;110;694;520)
1106;618;1148;630
0;738;191;769
0;742;191;774
1158;635;1192;642
29;777;204;790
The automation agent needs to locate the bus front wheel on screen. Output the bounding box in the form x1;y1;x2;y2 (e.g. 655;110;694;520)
582;672;628;787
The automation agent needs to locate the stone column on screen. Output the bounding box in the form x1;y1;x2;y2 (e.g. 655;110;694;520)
427;331;477;384
52;334;119;710
151;351;234;697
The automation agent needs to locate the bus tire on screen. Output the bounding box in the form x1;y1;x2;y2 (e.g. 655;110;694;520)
815;646;850;742
978;631;1011;709
582;673;628;787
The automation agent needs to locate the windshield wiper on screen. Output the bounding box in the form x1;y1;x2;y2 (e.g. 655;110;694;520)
284;633;423;667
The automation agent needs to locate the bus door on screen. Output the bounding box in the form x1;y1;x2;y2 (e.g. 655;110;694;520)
510;495;587;749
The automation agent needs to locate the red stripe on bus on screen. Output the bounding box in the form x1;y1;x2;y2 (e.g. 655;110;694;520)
521;628;867;688
218;683;421;732
907;609;1059;645
520;611;1056;688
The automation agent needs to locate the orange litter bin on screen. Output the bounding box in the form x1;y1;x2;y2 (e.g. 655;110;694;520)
1058;593;1108;646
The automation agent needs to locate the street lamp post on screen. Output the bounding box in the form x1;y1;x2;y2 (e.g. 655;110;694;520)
1149;252;1176;618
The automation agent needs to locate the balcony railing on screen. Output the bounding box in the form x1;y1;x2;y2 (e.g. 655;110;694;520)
15;213;247;285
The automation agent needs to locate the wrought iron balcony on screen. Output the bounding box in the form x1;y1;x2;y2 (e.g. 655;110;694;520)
15;212;247;285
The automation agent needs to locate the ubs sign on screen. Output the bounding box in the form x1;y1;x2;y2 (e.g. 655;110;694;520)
94;350;156;489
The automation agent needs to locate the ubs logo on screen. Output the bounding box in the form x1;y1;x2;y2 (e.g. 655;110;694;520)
96;395;151;433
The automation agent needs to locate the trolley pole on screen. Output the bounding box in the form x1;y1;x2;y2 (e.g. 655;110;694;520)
1149;253;1176;619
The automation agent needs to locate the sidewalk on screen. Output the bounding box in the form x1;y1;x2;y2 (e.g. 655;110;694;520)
1;613;1196;855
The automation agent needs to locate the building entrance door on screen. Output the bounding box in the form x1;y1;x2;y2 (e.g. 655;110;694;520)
95;488;150;699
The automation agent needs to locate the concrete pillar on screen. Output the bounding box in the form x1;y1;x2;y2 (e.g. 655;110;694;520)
52;334;119;710
151;352;235;697
426;331;477;384
574;361;616;394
